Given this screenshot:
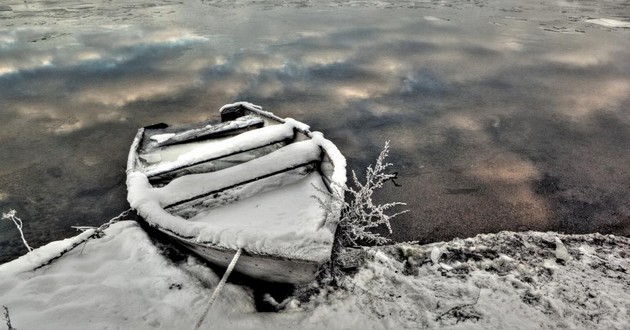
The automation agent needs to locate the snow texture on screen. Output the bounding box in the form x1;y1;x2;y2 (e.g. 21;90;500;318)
143;120;295;176
284;117;311;133
218;102;346;192
127;172;334;263
149;133;175;144
141;139;322;207
1;224;628;329
310;131;347;192
187;172;334;261
0;222;238;329
585;18;630;28
220;101;277;121
0;229;96;277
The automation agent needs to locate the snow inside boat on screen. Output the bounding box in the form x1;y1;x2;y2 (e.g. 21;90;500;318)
126;102;347;283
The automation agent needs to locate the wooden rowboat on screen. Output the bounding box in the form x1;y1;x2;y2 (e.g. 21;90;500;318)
126;102;346;283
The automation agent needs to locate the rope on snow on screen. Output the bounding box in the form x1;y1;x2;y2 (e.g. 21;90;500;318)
194;248;243;330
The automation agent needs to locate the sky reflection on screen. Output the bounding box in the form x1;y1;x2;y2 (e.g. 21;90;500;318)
1;0;629;262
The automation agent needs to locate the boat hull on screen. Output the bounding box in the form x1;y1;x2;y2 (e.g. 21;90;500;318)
126;102;346;284
178;237;321;284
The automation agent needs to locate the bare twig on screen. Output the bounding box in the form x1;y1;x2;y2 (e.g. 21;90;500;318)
2;210;32;253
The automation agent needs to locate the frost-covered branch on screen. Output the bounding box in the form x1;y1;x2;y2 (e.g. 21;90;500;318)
2;210;33;253
315;141;408;247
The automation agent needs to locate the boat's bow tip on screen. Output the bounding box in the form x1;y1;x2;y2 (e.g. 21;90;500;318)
219;101;266;122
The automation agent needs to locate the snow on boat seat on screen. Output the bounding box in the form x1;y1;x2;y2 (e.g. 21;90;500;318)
139;120;298;184
156;115;264;147
131;139;323;217
185;170;332;260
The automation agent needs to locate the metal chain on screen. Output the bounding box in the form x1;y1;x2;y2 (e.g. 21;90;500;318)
33;208;133;270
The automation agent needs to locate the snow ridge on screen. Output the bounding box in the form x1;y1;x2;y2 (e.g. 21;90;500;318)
2;226;627;329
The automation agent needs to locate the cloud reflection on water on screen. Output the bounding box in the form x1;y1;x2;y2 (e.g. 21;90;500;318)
1;3;629;261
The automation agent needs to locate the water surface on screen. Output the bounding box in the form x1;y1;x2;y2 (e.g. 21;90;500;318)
1;0;629;262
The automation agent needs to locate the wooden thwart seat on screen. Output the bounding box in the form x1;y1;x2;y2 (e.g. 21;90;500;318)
151;140;323;218
141;121;300;185
155;115;264;147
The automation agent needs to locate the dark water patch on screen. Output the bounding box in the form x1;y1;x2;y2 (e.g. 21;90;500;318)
534;173;563;196
445;187;482;195
46;166;63;178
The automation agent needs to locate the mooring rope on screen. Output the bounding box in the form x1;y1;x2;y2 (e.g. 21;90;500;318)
193;248;243;330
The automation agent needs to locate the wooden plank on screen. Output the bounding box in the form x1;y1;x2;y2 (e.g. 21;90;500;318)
157;116;264;147
147;139;290;185
165;162;316;218
178;240;321;284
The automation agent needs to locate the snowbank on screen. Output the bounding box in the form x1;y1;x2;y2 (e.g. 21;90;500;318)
0;228;96;277
0;222;226;329
338;232;630;329
1;223;628;329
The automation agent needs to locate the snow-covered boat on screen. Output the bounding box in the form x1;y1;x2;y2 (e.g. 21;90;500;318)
126;102;347;284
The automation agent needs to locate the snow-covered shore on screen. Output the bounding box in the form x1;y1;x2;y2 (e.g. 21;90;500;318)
1;221;628;329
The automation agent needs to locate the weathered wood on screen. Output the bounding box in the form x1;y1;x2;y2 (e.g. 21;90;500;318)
147;139;290;185
179;240;321;284
220;103;248;122
165;162;316;218
144;122;168;129
157;115;263;147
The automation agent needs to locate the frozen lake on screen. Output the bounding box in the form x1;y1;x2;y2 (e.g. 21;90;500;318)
1;0;629;262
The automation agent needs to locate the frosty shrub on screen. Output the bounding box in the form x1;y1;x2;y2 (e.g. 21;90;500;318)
2;209;33;252
315;141;408;246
